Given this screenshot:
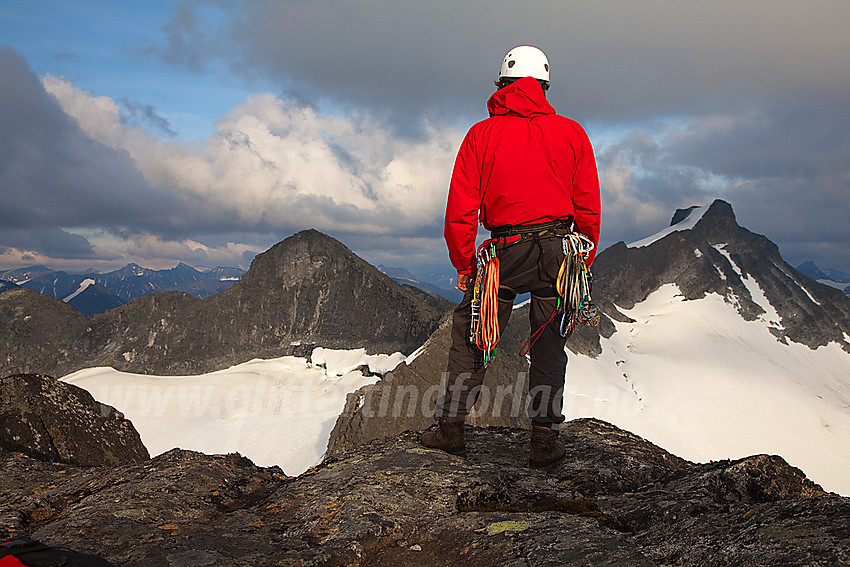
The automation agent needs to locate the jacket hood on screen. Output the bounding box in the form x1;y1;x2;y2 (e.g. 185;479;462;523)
487;76;556;118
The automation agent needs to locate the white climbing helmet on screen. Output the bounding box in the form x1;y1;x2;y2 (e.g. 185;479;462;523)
499;45;549;82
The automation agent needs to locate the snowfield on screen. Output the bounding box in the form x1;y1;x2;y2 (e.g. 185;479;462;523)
61;285;850;496
62;348;406;476
566;284;850;496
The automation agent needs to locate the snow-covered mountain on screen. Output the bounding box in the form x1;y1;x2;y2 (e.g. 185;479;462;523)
565;200;850;495
329;200;850;496
592;200;850;351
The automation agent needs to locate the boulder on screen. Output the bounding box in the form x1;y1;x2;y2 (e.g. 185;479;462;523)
0;374;149;467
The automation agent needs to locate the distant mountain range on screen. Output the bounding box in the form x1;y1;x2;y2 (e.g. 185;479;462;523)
0;260;460;317
0;262;245;316
377;265;463;303
796;261;850;297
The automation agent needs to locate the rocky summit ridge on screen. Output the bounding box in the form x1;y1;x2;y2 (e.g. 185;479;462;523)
0;229;452;377
1;374;848;566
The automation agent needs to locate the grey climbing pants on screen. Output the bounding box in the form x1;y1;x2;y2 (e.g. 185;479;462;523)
436;234;569;428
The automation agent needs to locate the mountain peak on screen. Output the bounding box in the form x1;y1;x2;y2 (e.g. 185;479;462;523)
1;229;452;377
597;199;850;352
692;198;739;235
628;199;738;249
233;228;452;358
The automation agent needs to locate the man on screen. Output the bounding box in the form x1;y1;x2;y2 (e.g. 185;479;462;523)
421;45;601;468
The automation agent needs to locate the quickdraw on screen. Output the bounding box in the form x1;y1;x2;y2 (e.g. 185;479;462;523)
469;240;501;366
555;232;599;338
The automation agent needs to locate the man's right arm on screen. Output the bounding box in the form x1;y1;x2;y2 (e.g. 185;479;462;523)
444;130;480;276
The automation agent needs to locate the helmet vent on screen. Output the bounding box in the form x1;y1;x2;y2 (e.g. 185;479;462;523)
508;60;516;68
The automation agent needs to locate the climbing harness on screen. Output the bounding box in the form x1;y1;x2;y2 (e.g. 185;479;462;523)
469;240;501;365
470;221;599;365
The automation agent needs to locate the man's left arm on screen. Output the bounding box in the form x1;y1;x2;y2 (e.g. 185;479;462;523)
444;130;481;278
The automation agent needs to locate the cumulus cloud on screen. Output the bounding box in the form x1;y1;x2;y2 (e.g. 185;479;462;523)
1;47;462;271
4;0;850;277
44;76;460;237
141;0;850;273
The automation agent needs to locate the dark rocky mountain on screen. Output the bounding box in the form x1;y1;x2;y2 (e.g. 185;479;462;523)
0;374;148;466
797;260;850;297
592;199;850;353
328;307;533;456
0;288;90;377
1;375;848;566
63;280;125;317
0;229;453;377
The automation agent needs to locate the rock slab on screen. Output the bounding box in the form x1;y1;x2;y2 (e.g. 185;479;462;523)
2;418;847;566
0;374;149;467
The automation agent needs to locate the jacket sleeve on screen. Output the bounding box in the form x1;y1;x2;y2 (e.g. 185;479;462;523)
572;128;601;265
444;129;480;275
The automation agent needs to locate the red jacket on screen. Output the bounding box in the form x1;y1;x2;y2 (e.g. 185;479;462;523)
444;76;601;274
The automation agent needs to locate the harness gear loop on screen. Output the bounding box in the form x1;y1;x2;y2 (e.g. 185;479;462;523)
522;230;599;356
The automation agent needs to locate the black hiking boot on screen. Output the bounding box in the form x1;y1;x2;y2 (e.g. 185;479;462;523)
529;425;566;468
421;418;466;455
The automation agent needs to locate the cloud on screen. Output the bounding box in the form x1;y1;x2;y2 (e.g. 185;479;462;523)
158;1;850;124
5;0;850;278
119;98;178;138
44;77;461;238
0;48;184;229
85;231;261;270
147;1;850;273
0;227;97;259
592;104;850;269
1;47;461;270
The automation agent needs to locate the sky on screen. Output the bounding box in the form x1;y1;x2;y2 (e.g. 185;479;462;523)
2;0;849;280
